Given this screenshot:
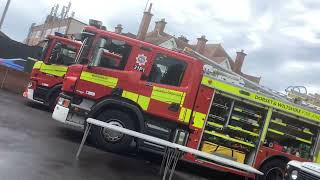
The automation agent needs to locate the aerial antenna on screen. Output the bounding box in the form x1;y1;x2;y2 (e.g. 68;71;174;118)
144;0;150;11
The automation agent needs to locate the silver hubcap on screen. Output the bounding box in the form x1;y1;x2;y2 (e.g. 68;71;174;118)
101;120;124;142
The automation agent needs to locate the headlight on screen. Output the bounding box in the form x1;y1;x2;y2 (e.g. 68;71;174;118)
57;97;70;107
291;170;298;180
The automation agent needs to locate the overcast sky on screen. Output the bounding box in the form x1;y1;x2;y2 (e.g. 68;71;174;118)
0;0;319;94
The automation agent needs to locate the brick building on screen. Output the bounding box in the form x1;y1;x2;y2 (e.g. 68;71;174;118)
25;15;86;46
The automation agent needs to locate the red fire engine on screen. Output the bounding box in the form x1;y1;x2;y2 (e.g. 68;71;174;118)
52;27;320;179
23;34;82;109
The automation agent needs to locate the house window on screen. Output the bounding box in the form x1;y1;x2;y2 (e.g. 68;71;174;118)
148;53;187;86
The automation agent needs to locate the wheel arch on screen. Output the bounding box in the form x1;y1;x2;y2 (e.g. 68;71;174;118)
88;97;145;133
258;155;290;169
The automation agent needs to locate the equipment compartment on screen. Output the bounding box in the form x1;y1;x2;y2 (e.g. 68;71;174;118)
200;92;268;165
264;110;319;160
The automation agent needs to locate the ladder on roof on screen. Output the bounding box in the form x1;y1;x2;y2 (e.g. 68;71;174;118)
180;47;291;103
180;47;320;113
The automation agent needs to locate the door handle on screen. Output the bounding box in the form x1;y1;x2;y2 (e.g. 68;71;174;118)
168;103;180;112
145;82;153;87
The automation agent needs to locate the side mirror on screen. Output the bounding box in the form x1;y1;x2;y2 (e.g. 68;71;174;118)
79;58;89;65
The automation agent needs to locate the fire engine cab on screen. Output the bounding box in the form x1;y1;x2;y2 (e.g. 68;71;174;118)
23;34;83;109
52;27;320;180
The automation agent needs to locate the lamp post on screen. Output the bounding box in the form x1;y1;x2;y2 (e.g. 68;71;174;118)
0;0;11;30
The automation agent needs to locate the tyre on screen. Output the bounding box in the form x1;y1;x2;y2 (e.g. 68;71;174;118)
257;159;287;180
91;109;135;153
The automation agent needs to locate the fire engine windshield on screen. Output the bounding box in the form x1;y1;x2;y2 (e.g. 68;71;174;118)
48;43;78;65
91;37;132;70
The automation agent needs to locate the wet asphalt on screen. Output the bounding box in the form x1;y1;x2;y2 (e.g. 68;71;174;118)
0;89;243;180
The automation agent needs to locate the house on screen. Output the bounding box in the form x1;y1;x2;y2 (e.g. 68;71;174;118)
128;3;261;84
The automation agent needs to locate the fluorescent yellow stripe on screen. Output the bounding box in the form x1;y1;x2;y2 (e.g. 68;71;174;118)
261;108;273;142
316;152;320;163
228;125;259;137
193;111;206;128
179;107;192;123
122;90;138;102
151;86;184;104
179;107;186;121
205;130;255;148
80;71;118;88
295;137;312;144
231;116;241;121
207;121;223;128
201;77;320;123
268;128;284;135
137;95;150;111
33;61;43;69
40;64;68;77
121;91;150;111
271;119;287;126
180;92;186;107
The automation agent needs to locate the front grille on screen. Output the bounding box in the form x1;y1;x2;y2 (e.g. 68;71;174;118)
299;170;319;180
34;86;49;101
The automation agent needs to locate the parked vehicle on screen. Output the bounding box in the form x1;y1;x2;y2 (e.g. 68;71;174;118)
23;34;83;109
285;160;320;180
52;26;320;179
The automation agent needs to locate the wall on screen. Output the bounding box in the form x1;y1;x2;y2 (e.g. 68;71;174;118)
0;66;29;94
66;19;86;36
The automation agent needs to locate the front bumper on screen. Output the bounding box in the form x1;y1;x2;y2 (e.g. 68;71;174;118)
52;94;91;129
23;88;44;104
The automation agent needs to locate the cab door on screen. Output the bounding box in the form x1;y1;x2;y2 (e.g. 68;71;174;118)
74;35;136;100
137;52;202;124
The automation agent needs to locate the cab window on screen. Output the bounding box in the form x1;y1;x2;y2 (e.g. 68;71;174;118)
148;53;187;86
48;43;77;65
91;37;132;70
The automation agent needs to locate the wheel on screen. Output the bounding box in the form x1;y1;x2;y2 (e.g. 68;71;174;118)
91;109;135;152
257;159;287;180
48;90;61;111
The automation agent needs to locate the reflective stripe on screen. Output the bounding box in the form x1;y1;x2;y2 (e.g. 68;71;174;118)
180;92;186;107
201;76;320;122
122;90;150;111
80;71;118;88
122;90;138;102
316;152;320;163
33;61;43;69
137;95;150;111
179;107;192;123
151;86;184;104
260;108;273;142
40;64;68;77
193;111;206;128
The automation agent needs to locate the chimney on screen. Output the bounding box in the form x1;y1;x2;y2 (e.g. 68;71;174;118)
115;24;123;34
234;50;247;73
195;35;208;54
137;3;153;40
154;18;167;34
178;35;189;43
